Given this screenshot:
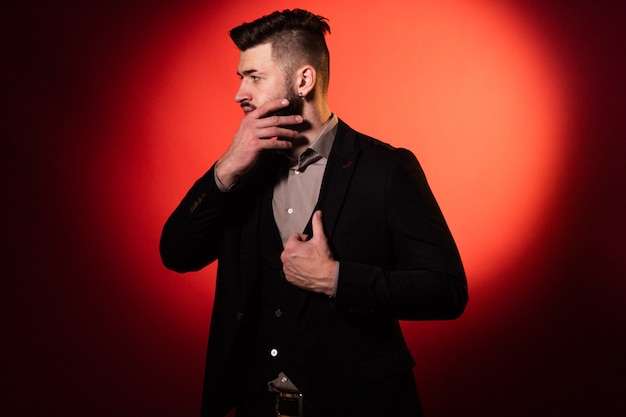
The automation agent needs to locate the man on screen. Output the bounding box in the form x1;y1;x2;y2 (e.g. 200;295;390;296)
160;8;468;417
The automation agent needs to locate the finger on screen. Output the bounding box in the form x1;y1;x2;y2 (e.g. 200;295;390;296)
255;125;301;140
257;138;294;150
284;232;305;246
289;233;308;242
311;210;327;241
256;115;303;129
252;98;291;118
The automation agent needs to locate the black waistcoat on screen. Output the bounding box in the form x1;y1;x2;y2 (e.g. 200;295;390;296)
247;184;332;396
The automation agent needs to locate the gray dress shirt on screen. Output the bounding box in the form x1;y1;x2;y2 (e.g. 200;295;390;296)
272;114;338;245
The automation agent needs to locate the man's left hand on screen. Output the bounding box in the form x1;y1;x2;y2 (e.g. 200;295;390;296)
281;210;337;296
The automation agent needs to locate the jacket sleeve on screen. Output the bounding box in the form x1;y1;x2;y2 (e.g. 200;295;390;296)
335;149;468;321
159;164;233;273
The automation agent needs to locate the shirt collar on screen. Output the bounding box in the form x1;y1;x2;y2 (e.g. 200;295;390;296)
308;113;338;160
282;114;338;171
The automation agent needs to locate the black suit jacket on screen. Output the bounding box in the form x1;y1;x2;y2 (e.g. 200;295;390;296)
160;120;468;416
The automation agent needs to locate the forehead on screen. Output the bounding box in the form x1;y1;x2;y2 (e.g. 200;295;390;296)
237;43;279;73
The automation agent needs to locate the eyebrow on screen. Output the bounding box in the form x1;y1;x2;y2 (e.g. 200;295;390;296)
237;69;260;77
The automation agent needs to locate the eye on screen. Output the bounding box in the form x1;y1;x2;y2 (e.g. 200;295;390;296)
251;76;261;82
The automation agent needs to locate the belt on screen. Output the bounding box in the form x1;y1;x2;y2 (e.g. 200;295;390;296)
275;391;304;417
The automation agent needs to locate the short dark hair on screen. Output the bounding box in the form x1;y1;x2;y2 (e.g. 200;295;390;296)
229;9;331;94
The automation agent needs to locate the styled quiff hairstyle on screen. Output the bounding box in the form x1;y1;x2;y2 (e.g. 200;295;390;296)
229;9;331;94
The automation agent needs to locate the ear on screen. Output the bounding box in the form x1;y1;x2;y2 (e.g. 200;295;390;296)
296;65;316;98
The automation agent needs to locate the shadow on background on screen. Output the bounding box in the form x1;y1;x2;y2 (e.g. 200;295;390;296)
2;1;625;416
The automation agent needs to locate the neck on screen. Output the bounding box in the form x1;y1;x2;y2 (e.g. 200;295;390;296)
289;99;332;158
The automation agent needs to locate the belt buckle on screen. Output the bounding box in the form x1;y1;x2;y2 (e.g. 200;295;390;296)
275;391;304;417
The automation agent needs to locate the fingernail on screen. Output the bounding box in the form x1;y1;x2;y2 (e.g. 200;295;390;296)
281;99;289;105
295;116;303;122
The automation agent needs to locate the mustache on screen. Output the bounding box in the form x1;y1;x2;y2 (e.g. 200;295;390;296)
239;95;302;117
240;101;256;112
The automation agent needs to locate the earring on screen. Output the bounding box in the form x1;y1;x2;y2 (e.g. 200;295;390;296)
299;92;304;100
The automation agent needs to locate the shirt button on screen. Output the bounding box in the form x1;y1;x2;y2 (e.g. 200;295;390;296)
275;309;282;318
287;208;294;214
270;348;279;357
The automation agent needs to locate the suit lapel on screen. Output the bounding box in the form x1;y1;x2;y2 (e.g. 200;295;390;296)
304;120;361;240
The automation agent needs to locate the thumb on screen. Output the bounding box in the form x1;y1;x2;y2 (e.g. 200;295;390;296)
311;210;327;241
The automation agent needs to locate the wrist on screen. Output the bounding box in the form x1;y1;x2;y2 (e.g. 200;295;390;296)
328;261;340;298
215;159;240;189
324;260;339;297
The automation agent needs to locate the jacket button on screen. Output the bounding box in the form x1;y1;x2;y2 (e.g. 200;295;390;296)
270;348;279;357
275;309;282;318
236;312;244;321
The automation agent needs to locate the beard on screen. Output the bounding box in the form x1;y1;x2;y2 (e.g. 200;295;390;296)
267;87;304;117
268;86;307;146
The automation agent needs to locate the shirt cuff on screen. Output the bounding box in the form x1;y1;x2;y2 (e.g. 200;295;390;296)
214;167;235;192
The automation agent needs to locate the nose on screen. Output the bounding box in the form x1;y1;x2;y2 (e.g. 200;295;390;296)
234;81;250;103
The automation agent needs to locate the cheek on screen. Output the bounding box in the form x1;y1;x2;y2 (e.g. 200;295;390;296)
253;88;275;105
255;82;290;107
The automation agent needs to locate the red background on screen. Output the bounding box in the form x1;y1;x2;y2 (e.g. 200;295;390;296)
3;0;625;416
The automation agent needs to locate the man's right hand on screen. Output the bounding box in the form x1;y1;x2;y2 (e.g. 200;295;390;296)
215;99;302;189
